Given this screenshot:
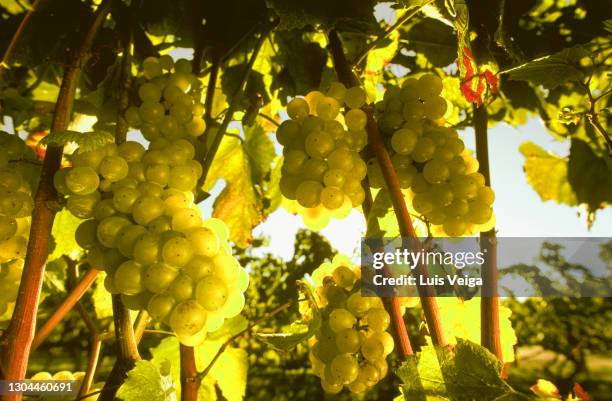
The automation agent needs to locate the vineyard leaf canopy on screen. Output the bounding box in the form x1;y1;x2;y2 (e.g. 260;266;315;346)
116;360;177;401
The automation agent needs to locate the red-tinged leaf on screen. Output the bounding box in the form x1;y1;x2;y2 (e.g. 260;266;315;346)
573;383;592;401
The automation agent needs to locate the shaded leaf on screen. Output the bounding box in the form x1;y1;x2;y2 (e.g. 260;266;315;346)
567;138;612;211
40;130;114;152
503;46;589;89
243;124;276;184
267;0;378;31
405;18;457;67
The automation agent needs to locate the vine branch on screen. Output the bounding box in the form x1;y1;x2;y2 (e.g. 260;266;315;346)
580;81;612;151
328;29;447;347
473;104;502;360
0;1;112;392
180;345;199;401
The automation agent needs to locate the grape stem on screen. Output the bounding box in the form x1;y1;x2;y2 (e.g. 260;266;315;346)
197;299;299;381
362;181;415;359
473;104;503;360
114;0;136;145
195;20;278;203
180;345;199;401
98;295;142;401
579;80;612;152
328;29;447;347
202;53;220;126
30;267;99;351
351;0;434;68
0;1;112;394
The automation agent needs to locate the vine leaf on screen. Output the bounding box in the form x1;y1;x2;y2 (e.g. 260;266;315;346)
40;130;114;152
255;281;321;351
567;139;612;211
519;141;578;206
203;135;263;248
116;360;177;401
405;18;457;68
502;45;589;89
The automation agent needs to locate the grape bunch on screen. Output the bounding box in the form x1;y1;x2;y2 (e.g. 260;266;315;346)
371;74;495;236
123;56;206;140
30;370;100;400
53;57;249;345
0;132;37;320
277;83;369;214
308;255;394;394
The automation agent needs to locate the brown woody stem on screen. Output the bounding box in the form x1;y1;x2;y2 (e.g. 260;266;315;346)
180;345;200;401
473;104;502;360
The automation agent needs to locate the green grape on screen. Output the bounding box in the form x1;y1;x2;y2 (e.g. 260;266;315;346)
450;175;478;199
424;96;447;119
138;82;162;102
118;141;145;162
184;255;214;281
171;208;201;232
71;148;106;170
282;150;307;175
305;131;334;158
174;58;192;73
327;147;354;171
412;193;433;214
327;82;347;103
203;218;229;243
330;354;359;384
430;184;454;207
279;175;300;199
316;96;340;120
345;87;366;109
168;165;197;191
167;273;194;301
0;170;22;190
0;236;27;262
346;292;371;317
423;159;450;184
328;308;356;332
466;200;492;224
114;261;144;295
139;101;165;123
104;272;120;293
276;120;299;146
169;300;207;337
366;308;390;332
143;57;163;79
163;191;191;216
425;209;447;225
170;139;196;160
323;169;346;187
332;265;355;289
186;117;206;137
470;172;486;187
287;97;310;120
295;180;323;208
141;123;161;141
371;331;394;355
396;165;416;188
132;194;164;226
167;72;191;92
116;225;147;258
391;128;419;155
148;294;175;322
358;363;381;385
445;199;469;217
127;162;146;182
236;266;249;292
66;191;99;218
347;380;367;394
218;287;244;318
443;216;467;236
187;227;219;258
157;115;180;139
211;250;239;283
412;137;436;163
433;146;454;162
195;276;228;311
124;106;142;127
345;109;367;131
92;199;117;220
0;216;18;242
448;156;467;176
477;186;495;205
65;167;100;195
112;186;140;213
336;328;361;353
170;104;192;123
418;74;443;97
132;234;161;265
320;186;344;210
145;164;170;186
53;169;71;195
158;54;174;70
96;216;131;248
361;336;385;362
99;156;129;182
299;158;328;181
163;84;183;104
148;216;172;234
352;157;367;180
162;236;194;266
446;137;465;155
342;177;362;196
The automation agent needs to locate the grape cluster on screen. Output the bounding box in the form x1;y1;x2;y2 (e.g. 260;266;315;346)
30;371;99;400
123;56;206;140
54;57;248;345
0;132;36;320
308;255;394;394
371;74;495;236
277;83;369;213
